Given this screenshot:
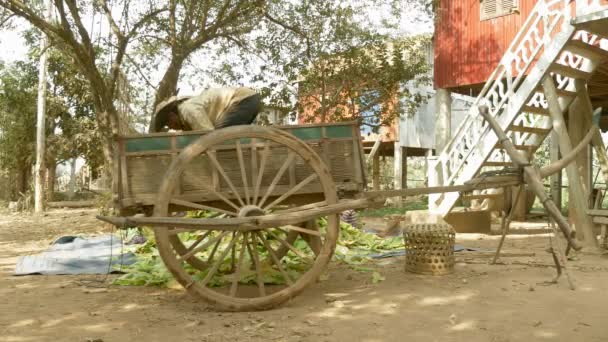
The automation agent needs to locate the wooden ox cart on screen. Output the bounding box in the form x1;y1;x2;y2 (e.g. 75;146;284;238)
99;114;585;311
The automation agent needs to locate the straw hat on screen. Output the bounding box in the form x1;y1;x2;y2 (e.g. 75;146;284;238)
152;95;191;132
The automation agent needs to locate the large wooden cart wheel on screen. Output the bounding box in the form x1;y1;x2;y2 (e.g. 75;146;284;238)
153;126;339;311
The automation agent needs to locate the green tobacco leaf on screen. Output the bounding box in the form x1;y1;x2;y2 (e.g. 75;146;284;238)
371;271;385;284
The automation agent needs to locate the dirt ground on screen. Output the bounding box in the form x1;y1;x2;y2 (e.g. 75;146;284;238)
1;209;608;342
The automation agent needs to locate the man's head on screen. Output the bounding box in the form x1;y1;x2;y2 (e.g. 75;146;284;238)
152;96;191;132
166;110;182;130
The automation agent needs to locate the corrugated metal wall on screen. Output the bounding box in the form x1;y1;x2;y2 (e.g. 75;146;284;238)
433;0;537;90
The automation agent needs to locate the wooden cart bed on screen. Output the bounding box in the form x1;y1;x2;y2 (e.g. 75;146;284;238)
114;122;367;214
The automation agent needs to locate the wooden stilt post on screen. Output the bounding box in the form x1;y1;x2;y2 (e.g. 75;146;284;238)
574;79;608;185
550;131;562;212
373;155;380;191
478;105;581;250
542;77;597;248
492;185;524;264
393;141;403;203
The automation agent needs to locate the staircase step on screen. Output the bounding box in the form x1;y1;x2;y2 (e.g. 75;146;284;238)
535;86;577;98
495;143;537;151
462;193;503;201
483;161;513;167
521;105;550;116
565;40;608;62
508;124;552;135
550;63;593;80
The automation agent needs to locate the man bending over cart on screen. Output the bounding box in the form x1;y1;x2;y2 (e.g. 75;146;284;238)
151;87;262;132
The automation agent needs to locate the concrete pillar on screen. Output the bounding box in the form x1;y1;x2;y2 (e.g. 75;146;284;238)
394;142;402;191
402;147;408;189
435;88;452;152
427;156;440;211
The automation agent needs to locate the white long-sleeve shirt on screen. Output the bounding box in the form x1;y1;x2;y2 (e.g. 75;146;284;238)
178;87;257;130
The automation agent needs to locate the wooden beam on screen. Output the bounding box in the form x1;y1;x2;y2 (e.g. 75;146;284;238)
550;131;562;211
393;142;403;201
483;161;513;167
462;193;503;201
521;105;550;116
536;86;577;98
587;208;608;217
478;105;581;250
539;126;596;178
366;135;382;164
543;76;597;248
509;124;552;135
373;155;380;191
99;178;529;231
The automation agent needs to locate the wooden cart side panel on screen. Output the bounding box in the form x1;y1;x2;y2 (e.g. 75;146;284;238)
119;123;365;209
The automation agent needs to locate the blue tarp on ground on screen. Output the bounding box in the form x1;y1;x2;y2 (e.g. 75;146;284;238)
14;234;136;275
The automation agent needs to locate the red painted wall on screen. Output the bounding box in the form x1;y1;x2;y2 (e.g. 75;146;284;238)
433;0;537;90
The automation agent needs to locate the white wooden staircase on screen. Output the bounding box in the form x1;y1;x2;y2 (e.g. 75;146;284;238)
430;0;608;216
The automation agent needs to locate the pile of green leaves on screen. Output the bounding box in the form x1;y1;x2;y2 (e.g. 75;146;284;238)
113;218;404;288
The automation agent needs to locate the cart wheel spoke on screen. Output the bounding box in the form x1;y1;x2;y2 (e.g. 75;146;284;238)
276;201;327;214
263;174;319;212
266;229;313;262
200;232;239;287
206;151;246;207
169;198;237;217
183;231;212;255
206;232;225;265
257;231;293;286
247;232;266;296
230;232;249;297
253;141;271;204
258;152;296;208
281;224;322;237
177;231;229;262
235;141;251;205
195;182;241;212
229;231;237;272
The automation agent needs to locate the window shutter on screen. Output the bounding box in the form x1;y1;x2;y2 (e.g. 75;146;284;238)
480;0;518;21
481;0;498;21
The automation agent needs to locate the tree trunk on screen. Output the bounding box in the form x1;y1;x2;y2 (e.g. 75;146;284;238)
149;56;186;132
67;158;76;200
34;0;52;213
16;162;29;197
46;161;56;201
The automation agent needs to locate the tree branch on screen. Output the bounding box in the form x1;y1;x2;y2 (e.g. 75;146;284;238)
64;0;94;57
168;0;177;45
125;8;167;40
97;0;125;40
0;1;59;36
124;53;158;90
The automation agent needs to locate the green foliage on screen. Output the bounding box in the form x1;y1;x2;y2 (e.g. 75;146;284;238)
0;61;38;197
0;34;102;200
360;198;428;217
114;219;404;288
296;35;431;130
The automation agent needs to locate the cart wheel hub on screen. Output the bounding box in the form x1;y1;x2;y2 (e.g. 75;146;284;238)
238;205;265;217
